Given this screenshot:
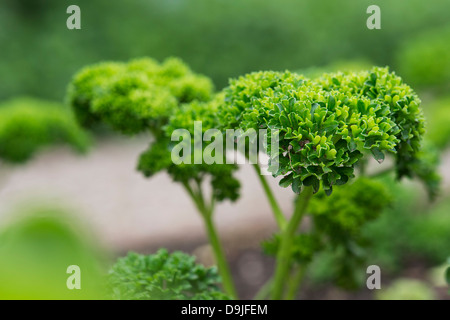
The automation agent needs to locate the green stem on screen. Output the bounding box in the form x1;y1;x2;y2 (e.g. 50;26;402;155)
284;265;307;300
359;158;367;176
252;164;287;230
195;179;206;207
181;181;237;299
203;213;238;299
271;187;313;300
253;277;273;300
182;181;197;204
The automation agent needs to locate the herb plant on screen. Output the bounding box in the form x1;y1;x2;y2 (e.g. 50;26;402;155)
219;67;436;299
67;57;239;298
69;57;438;299
108;249;229;300
0;97;89;164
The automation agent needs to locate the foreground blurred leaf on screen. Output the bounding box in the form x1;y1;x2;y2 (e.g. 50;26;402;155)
0;207;106;299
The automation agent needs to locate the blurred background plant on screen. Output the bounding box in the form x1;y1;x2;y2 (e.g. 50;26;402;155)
1;0;450;100
0;97;89;164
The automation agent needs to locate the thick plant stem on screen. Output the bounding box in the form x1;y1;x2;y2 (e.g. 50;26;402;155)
203;212;237;299
359;158;367;176
252;164;287;230
271;187;313;300
284;265;307;300
182;181;237;299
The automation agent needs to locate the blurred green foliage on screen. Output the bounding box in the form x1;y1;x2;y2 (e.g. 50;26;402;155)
2;0;450;101
264;178;391;289
424;96;450;150
308;178;391;289
310;178;391;240
376;278;435;300
404;141;441;200
108;249;229;300
365;179;450;270
0;207;106;299
309;177;450;288
0;97;89;163
396;26;450;90
297;60;374;79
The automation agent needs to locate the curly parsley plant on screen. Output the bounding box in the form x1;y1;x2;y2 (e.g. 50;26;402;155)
67;57;239;298
0;97;89;164
108;250;229;300
219;67;434;299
